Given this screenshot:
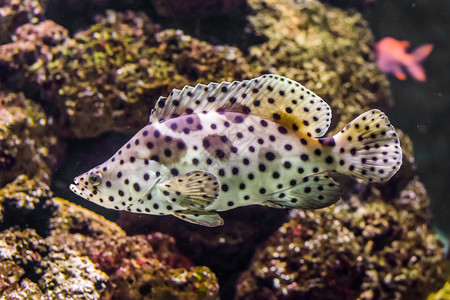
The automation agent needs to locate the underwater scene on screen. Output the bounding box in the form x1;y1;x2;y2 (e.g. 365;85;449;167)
1;0;449;299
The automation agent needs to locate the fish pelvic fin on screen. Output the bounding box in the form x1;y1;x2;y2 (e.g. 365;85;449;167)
406;44;433;82
158;171;220;210
173;210;224;227
332;109;402;182
150;74;332;138
264;174;341;210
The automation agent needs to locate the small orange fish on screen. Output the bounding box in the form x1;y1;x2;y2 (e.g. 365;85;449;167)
376;37;433;82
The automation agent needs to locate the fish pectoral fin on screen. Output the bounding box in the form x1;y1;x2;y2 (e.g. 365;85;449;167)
157;170;220;210
173;210;224;227
264;174;341;210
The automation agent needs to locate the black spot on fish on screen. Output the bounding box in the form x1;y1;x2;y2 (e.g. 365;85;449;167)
278;126;288;134
265;152;275;161
235;115;244;123
203;138;210;149
232;167;239;175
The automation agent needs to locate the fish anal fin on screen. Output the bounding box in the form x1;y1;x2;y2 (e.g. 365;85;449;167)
150;74;331;138
265;174;341;210
158;170;220;210
394;72;407;81
173;210;224;227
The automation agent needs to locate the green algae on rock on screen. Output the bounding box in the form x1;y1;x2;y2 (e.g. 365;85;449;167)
428;280;450;300
0;92;61;187
0;228;108;299
0;10;250;138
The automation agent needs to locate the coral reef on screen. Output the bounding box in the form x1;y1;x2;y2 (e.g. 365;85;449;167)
235;134;446;299
0;10;250;138
0;92;61;187
0;176;220;299
236;180;445;299
0;227;108;299
0;0;47;44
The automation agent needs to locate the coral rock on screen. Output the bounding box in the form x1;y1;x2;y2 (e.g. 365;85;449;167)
0;92;61;186
0;176;220;299
0;10;250;138
0;0;47;44
0;227;108;299
235;179;445;299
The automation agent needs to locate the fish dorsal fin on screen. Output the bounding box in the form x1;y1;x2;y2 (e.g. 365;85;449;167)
157;171;220;210
150;74;331;138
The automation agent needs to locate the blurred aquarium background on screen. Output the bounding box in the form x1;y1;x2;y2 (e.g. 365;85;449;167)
0;0;449;299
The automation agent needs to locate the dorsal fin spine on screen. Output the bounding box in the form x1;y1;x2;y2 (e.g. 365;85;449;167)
149;74;332;138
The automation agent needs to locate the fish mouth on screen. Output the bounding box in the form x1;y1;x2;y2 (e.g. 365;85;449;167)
70;183;87;199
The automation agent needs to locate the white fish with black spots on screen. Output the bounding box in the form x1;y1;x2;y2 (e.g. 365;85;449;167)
70;74;402;227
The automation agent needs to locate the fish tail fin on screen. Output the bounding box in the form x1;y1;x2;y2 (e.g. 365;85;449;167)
332;110;402;182
406;44;433;82
411;44;434;62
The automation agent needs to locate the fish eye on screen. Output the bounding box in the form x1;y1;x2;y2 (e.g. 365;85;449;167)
88;173;103;186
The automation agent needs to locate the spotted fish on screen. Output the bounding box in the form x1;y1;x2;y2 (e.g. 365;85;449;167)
70;74;402;227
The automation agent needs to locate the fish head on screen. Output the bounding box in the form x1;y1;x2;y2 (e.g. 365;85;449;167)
70;157;164;210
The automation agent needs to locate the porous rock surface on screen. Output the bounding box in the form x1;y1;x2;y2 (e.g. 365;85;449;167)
0;176;220;299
